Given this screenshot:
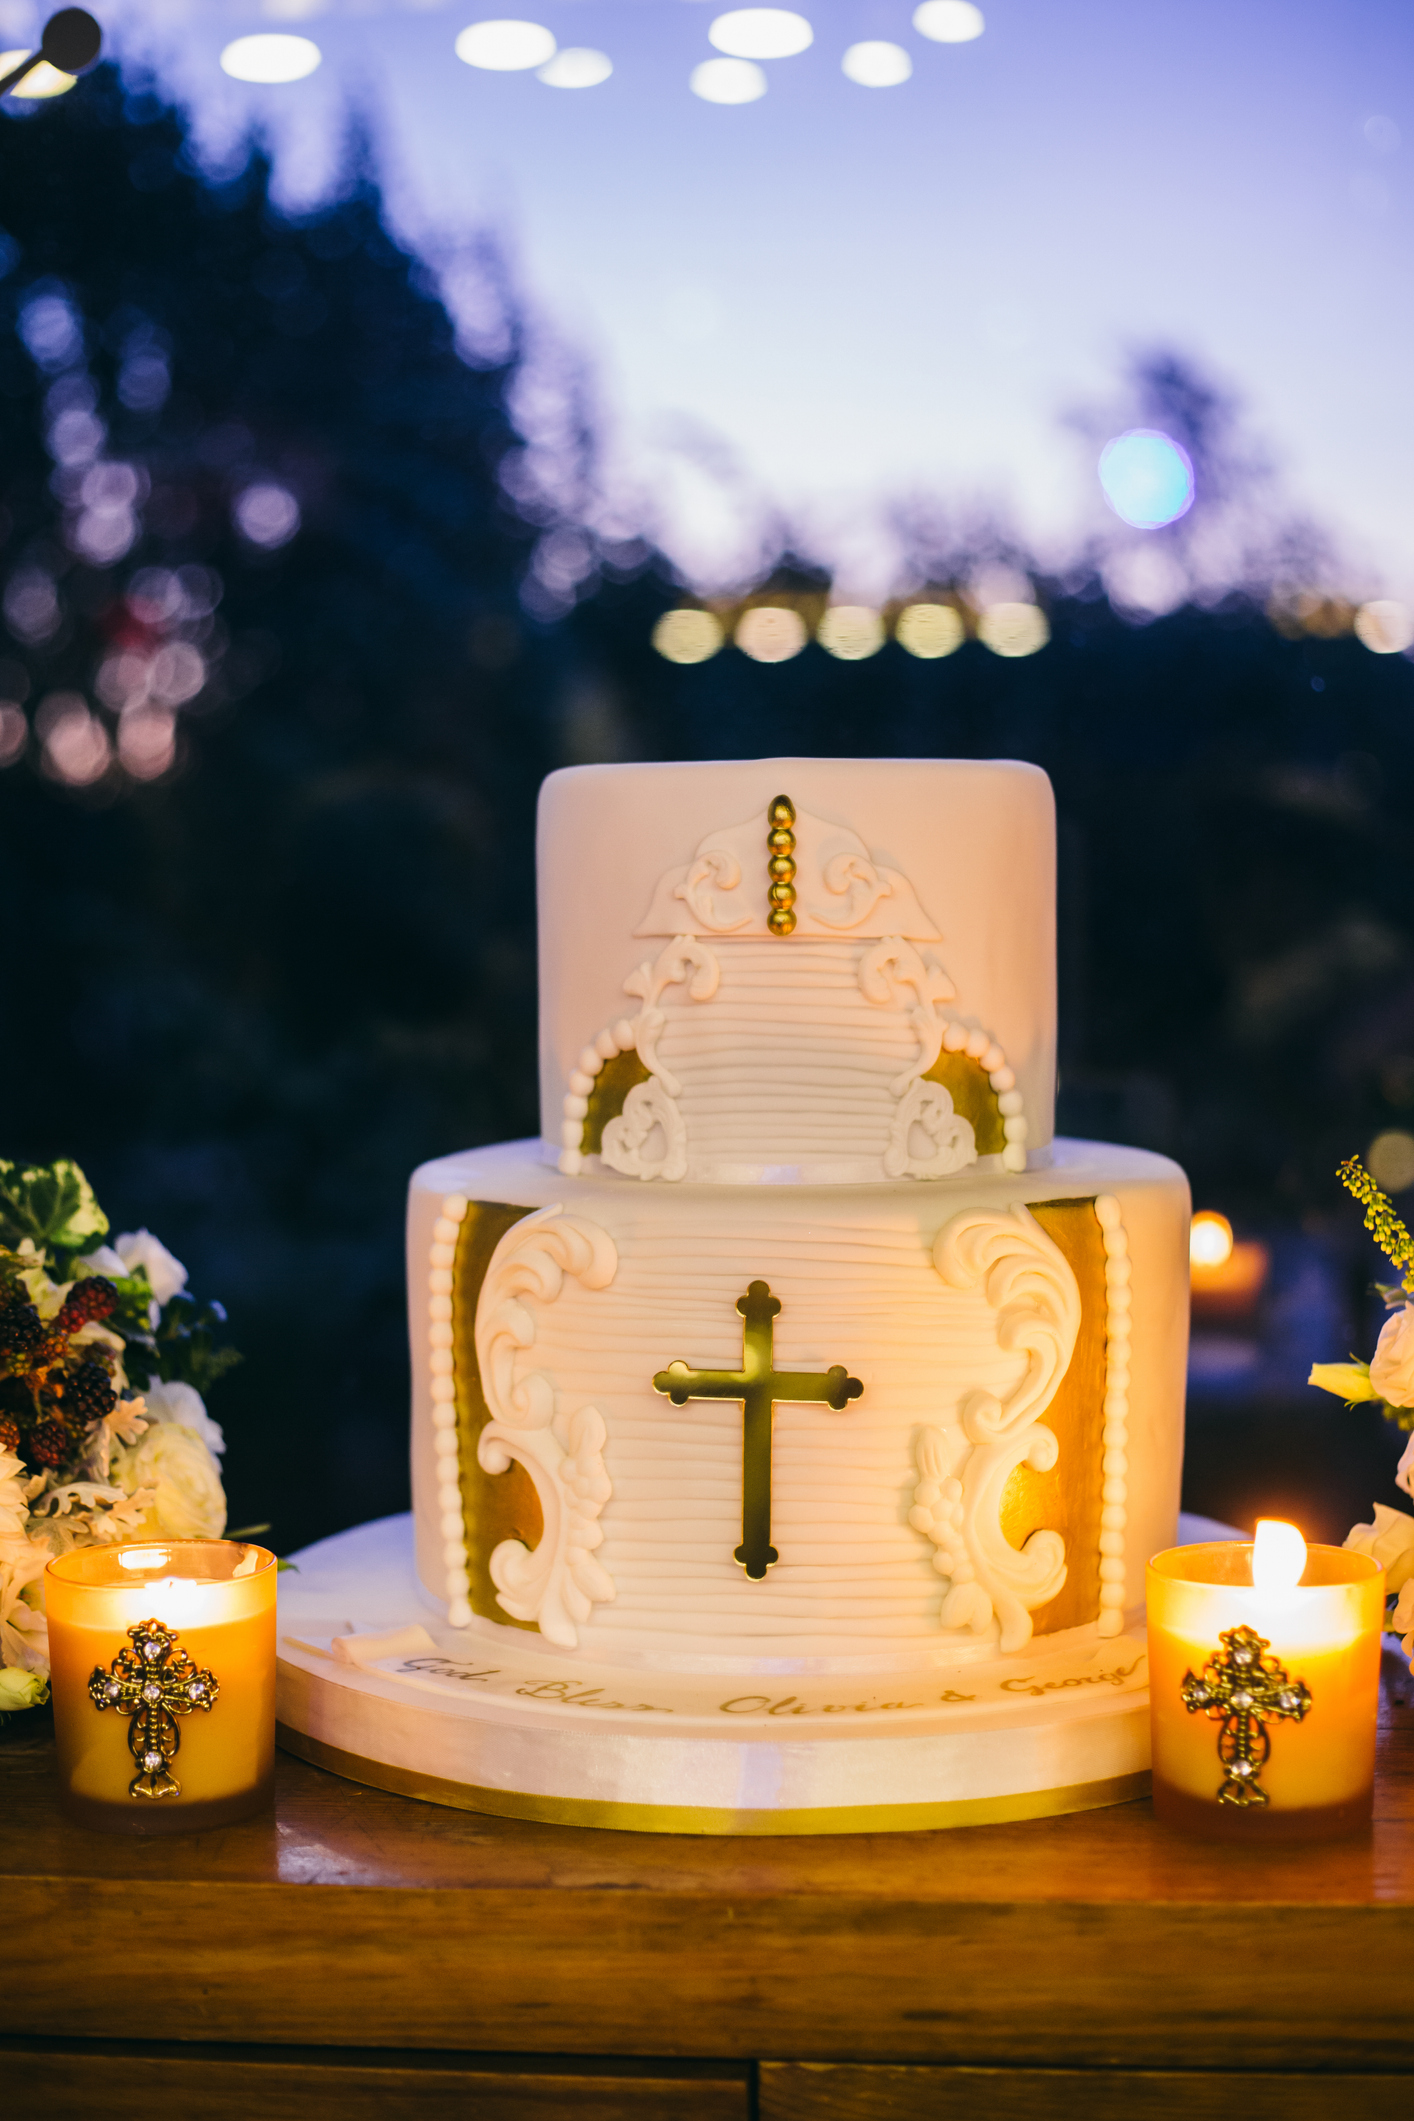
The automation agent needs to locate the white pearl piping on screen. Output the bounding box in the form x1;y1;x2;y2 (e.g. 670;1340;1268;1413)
429;1191;472;1628
1094;1192;1130;1639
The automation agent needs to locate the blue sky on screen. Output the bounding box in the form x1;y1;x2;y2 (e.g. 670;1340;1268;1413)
49;0;1414;592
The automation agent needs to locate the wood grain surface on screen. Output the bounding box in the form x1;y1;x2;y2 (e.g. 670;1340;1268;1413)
2;1653;1411;2072
760;2063;1414;2120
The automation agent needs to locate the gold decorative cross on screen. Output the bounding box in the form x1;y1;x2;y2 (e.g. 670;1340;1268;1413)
1181;1622;1311;1807
89;1617;220;1800
654;1280;862;1579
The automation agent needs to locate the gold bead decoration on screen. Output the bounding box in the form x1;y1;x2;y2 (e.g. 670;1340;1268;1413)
765;795;797;935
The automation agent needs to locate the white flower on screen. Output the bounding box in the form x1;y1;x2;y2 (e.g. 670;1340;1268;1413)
0;1450;29;1544
1398;1431;1414;1502
1344;1502;1414;1593
75;1244;132;1280
114;1228;188;1308
1370;1304;1414;1408
113;1423;225;1541
0;1534;49;1673
0;1664;47;1710
141;1376;224;1456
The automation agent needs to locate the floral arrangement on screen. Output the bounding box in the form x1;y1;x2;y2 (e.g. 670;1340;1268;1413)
0;1158;238;1712
1310;1155;1414;1667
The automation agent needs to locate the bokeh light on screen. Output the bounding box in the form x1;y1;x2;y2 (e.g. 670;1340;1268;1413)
842;41;912;86
1099;429;1195;530
708;9;813;58
1189;1210;1234;1268
1354;600;1414;655
817;605;884;658
735;605;806;661
652;608;725;663
1368;1129;1414;1194
0;51;75;96
219;35;323;83
455;20;556;71
896;602;964;658
0;704;26;767
690;57;766;102
36;695;110;788
538;47;612;88
118;708;178;782
235;483;301;548
977;602;1048;658
912;1;985;43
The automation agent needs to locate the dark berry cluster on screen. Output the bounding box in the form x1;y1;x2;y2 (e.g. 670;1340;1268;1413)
0;1274;122;1470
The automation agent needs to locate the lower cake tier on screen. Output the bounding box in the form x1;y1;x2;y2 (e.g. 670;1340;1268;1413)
408;1137;1189;1674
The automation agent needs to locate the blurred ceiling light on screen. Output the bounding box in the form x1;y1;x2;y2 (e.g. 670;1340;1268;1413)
220;34;322;82
1099;429;1194;530
842;40;911;85
735;605;806;661
260;0;328;18
817;605;884;658
977;602;1049;658
0;51;76;96
538;47;612;87
1369;1130;1414;1194
896;602;964;658
912;1;984;42
1354;599;1414;655
455;20;556;70
653;608;724;664
234;482;301;548
708;9;812;59
690;56;766;102
1189;1210;1233;1268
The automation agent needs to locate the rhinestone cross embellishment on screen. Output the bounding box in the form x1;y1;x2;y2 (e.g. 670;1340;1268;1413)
89;1617;220;1800
1180;1622;1311;1807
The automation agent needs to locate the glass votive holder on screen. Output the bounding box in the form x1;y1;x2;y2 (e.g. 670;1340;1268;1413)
47;1539;277;1835
1147;1541;1385;1841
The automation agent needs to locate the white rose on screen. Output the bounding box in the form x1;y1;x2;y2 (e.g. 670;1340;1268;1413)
114;1229;189;1309
1369;1304;1414;1408
114;1424;226;1541
1397;1432;1414;1502
140;1377;225;1457
1344;1502;1414;1594
75;1245;132;1280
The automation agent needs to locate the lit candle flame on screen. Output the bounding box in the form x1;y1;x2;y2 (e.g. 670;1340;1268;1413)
1251;1518;1307;1592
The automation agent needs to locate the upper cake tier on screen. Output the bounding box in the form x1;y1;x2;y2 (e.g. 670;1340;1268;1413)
540;758;1057;1186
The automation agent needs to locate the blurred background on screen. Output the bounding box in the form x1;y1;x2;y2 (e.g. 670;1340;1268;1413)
1;0;1412;1554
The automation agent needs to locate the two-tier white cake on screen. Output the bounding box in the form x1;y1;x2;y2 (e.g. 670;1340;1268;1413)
279;757;1191;1832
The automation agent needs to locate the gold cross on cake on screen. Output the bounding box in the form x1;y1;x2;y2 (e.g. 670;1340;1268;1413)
653;1280;863;1580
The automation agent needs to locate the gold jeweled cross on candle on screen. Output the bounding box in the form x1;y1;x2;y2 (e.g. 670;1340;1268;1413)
1180;1622;1311;1807
89;1617;220;1800
653;1279;862;1580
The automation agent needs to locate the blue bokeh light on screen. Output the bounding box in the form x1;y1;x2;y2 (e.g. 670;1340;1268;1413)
1098;429;1195;529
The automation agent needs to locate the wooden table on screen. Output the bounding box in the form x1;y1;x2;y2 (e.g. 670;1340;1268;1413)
4;1653;1414;2121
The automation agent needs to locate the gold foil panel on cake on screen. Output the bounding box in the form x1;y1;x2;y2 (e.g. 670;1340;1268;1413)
451;1202;544;1630
919;1050;1007;1157
1001;1196;1107;1637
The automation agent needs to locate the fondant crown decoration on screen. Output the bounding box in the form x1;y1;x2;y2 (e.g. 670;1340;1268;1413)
635;802;944;941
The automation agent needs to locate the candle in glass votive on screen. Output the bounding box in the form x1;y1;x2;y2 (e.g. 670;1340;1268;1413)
47;1540;276;1834
1147;1521;1385;1840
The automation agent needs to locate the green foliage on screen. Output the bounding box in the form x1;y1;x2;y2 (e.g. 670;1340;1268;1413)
120;1289;242;1398
0;1159;107;1255
1338;1156;1414;1292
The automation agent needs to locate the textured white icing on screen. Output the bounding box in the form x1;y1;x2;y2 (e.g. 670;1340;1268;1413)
635;802;944;940
408;1138;1190;1672
538;761;1056;1171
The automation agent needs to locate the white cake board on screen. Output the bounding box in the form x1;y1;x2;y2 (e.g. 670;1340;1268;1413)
275;1515;1233;1836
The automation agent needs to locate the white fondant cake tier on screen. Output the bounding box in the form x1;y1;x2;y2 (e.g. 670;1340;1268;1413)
409;1137;1189;1673
539;759;1056;1184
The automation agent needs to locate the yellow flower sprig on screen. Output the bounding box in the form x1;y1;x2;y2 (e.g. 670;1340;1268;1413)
1338;1155;1414;1293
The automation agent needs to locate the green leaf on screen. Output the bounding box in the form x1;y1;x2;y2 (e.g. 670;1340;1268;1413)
0;1159;108;1254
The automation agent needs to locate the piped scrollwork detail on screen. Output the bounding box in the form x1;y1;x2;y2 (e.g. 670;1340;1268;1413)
474;1205;620;1647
